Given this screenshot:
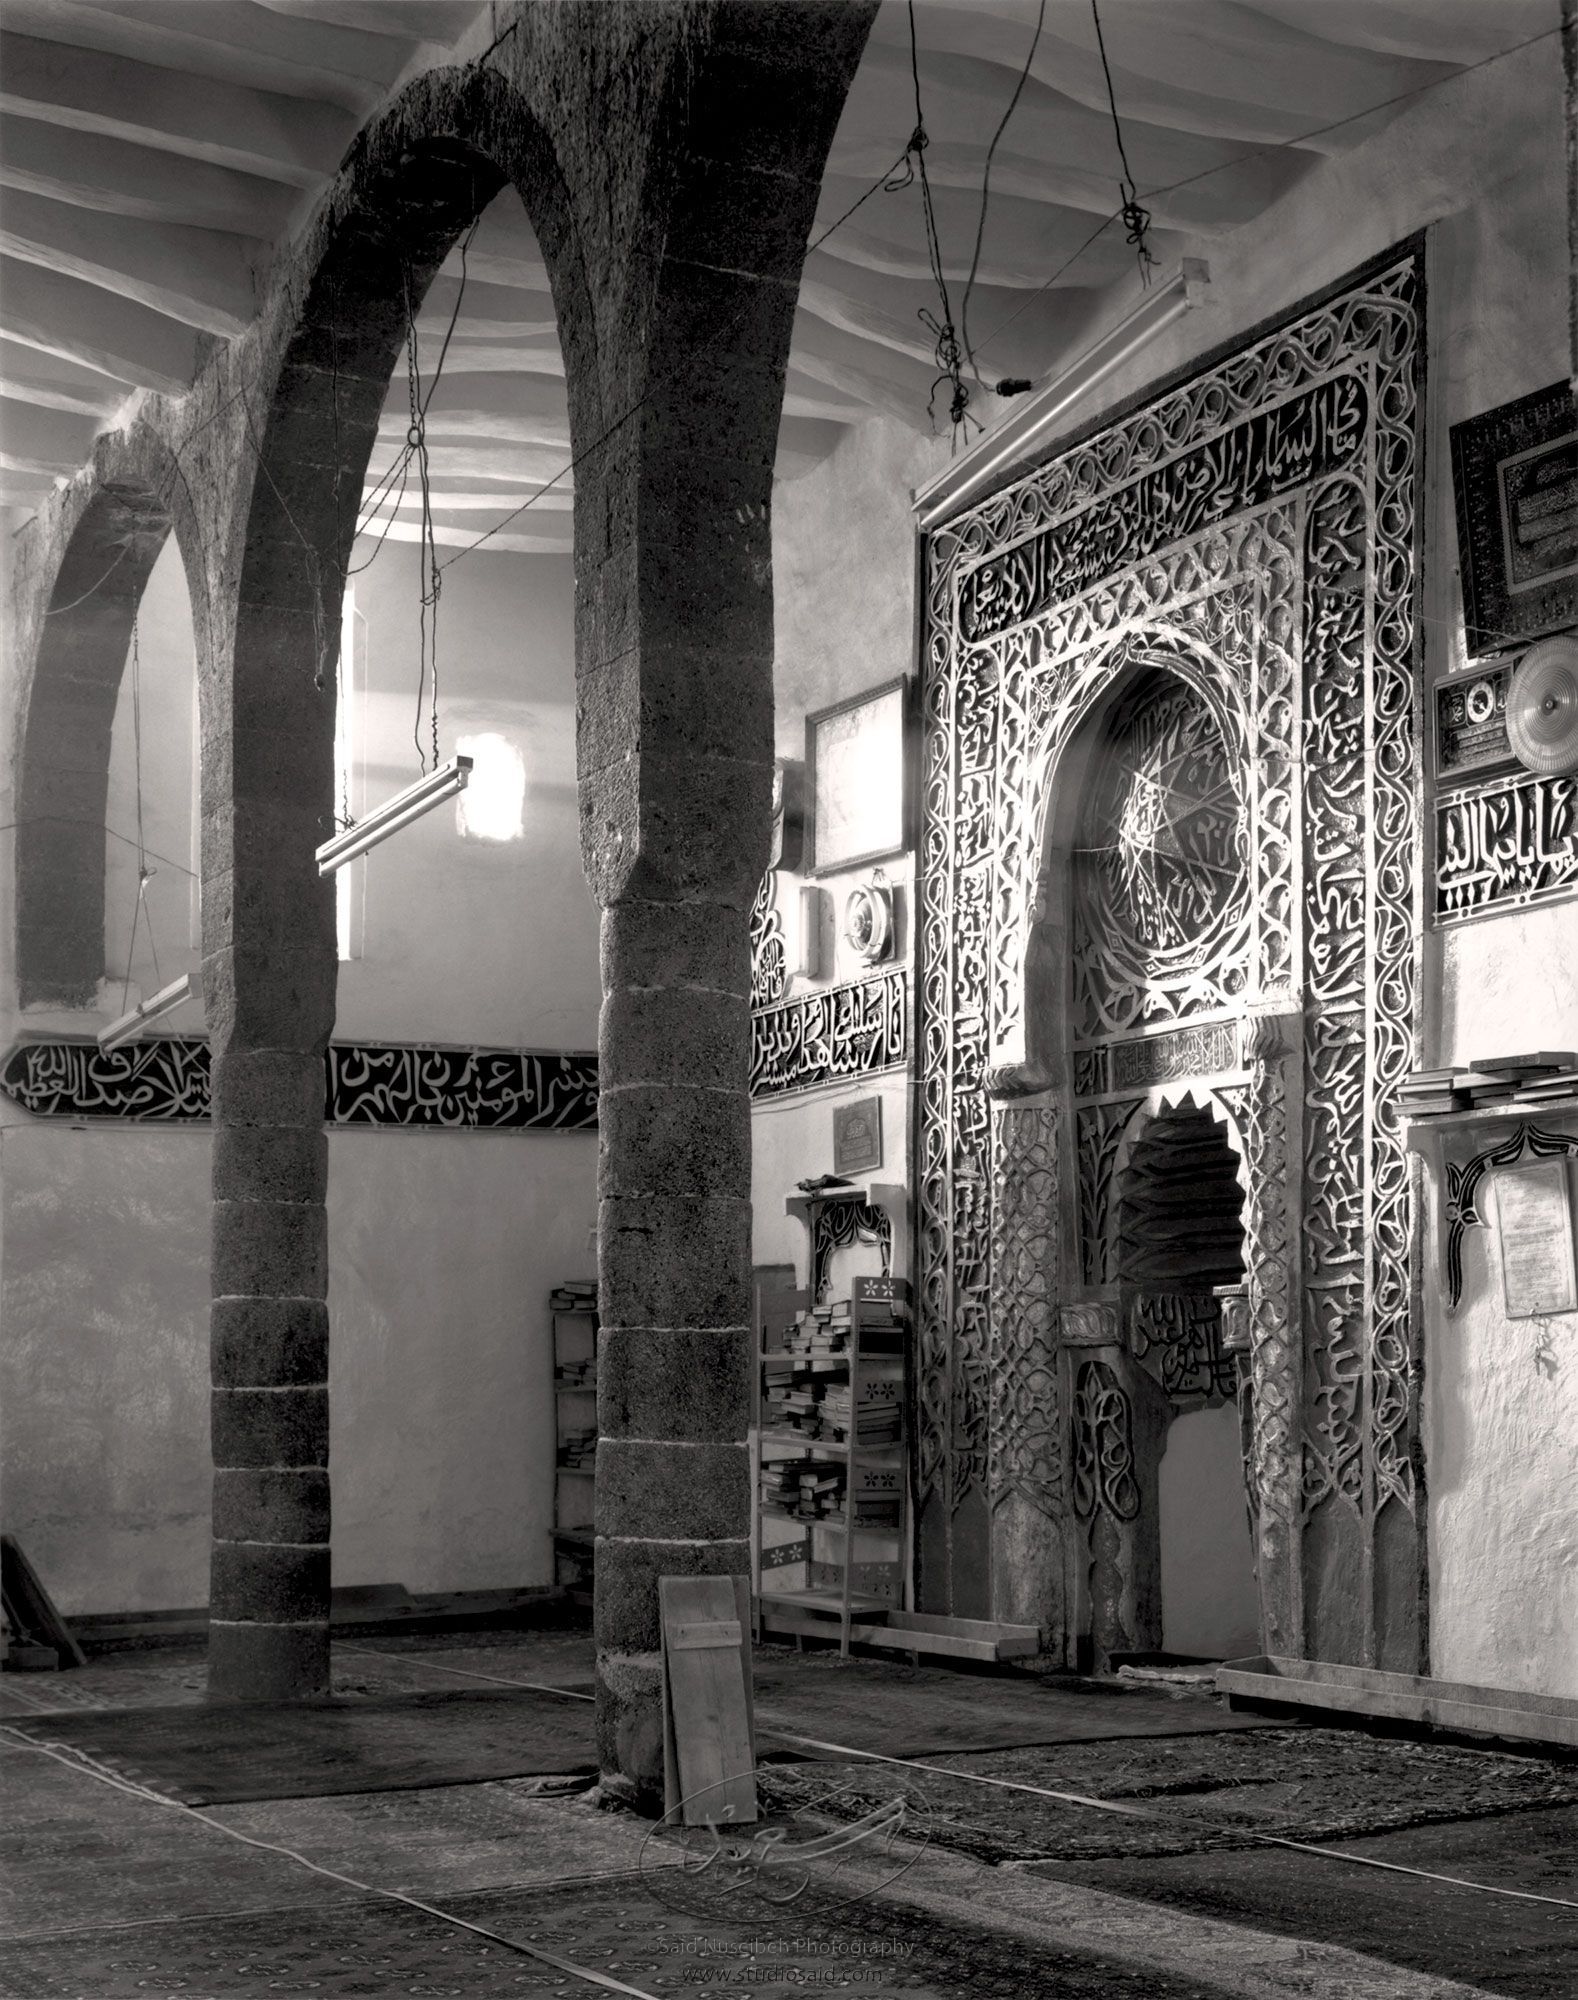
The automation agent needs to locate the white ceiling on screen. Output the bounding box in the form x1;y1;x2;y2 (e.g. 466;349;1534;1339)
0;0;1558;558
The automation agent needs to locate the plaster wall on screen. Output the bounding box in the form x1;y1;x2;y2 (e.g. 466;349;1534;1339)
1;543;598;1617
772;417;948;760
1421;1170;1578;1698
751;1074;913;1284
754;418;943;1256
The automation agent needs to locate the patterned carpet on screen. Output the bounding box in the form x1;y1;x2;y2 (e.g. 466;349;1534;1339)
0;1869;1245;2000
757;1726;1578;1863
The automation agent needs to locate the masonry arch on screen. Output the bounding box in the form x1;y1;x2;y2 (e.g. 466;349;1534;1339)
204;4;880;1779
15;429;209;1010
204;60;609;1706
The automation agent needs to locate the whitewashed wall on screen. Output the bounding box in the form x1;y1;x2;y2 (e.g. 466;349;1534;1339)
1;540;598;1616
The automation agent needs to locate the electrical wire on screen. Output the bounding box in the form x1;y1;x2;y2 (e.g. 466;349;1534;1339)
334;1641;596;1702
1090;0;1154;282
906;0;975;446
971;22;1560;364
40;538;133;616
769;1731;1578;1912
433;137;917;568
961;0;1046;392
0;818;196;878
1;1729;660;2000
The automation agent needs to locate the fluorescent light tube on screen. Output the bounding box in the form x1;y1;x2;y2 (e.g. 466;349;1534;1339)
316;755;472;875
913;261;1209;529
98;973;194;1052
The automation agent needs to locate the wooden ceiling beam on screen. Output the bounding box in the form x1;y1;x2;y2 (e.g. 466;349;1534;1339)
0;255;197;396
0;0;406;113
1;188;261;337
0;30;356;187
0;115;299;237
252;1;482;48
0;393;101;474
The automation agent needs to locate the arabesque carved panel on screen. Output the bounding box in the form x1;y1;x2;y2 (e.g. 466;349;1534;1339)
917;252;1423;1659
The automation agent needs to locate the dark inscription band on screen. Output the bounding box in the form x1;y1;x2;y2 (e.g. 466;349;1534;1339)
1435;772;1578;923
751;969;908;1100
959;374;1368;642
1;1039;599;1130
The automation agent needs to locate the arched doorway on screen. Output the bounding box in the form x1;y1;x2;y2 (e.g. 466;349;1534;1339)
1056;662;1261;1666
1114;1100;1257;1661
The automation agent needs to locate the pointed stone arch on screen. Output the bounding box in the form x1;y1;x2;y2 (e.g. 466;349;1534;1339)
14;426;210;1009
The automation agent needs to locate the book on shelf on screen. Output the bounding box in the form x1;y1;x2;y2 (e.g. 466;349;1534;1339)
557;1424;597;1470
550;1281;598;1313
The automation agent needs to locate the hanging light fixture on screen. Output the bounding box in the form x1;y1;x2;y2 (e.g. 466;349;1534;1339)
913;261;1209;529
98;973;194;1052
315;755;472;876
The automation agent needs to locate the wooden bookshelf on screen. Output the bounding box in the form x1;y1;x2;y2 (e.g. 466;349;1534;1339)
752;1272;912;1658
551;1288;598;1605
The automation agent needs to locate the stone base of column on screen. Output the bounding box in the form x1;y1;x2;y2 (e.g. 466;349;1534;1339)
207;1618;330;1702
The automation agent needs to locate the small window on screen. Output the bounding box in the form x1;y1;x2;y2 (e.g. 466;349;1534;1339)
456;732;526;843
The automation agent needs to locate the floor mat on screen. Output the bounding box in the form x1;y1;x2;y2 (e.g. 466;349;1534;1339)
0;1869;1243;2000
4;1687;596;1805
1034;1807;1578;2000
756;1727;1578;1863
750;1651;1274;1758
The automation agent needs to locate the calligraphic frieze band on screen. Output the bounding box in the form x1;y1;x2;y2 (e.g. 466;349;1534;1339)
749;969;908;1100
1434;772;1578;923
0;1039;599;1130
957;374;1367;643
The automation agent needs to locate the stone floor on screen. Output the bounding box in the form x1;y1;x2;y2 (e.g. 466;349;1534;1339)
1;1627;1573;1998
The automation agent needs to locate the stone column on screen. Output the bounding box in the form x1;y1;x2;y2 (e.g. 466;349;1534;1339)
204;480;339;1702
577;427;772;1801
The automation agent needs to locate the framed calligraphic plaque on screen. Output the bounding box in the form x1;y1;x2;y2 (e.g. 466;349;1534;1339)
1451;380;1578;658
832;1094;883;1175
1492;1159;1577;1318
806;678;911;876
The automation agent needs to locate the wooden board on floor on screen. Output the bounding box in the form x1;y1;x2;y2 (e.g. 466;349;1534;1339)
660;1574;756;1827
1;1535;86;1669
755;1600;1039;1663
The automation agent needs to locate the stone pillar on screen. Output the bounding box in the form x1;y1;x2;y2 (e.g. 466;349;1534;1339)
208;1059;333;1700
578;430;772;1801
204;479;339;1703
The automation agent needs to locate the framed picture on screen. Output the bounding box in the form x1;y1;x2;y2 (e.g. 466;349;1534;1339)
805;677;911;876
1451;379;1578;658
1433;662;1514;783
832;1095;883;1176
1492;1159;1577;1319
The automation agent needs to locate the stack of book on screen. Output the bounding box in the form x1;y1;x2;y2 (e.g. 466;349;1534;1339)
819;1368;903;1449
828;1493;902;1531
853;1286;909;1356
792;1465;845;1520
759;1453;813;1515
557;1426;596;1470
1396;1068;1464;1117
764;1380;823;1436
1513;1062;1578;1108
550;1280;598;1314
1398;1053;1578;1120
